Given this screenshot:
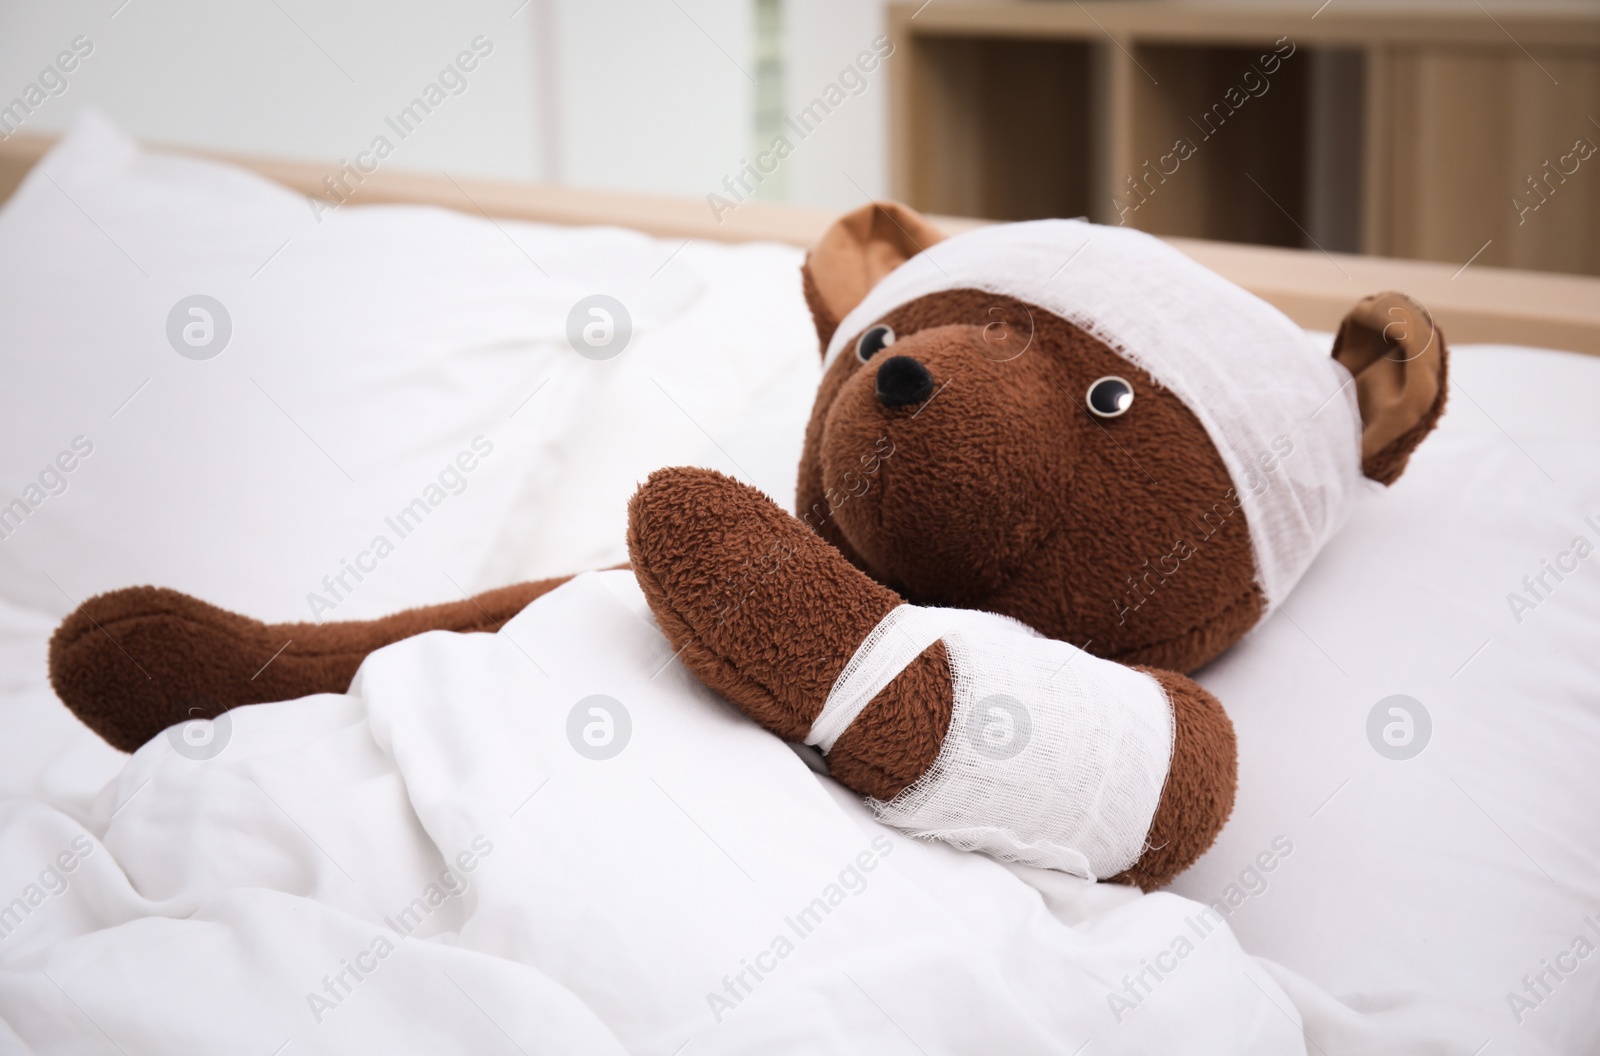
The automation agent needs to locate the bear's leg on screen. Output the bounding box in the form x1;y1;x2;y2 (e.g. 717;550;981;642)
49;576;574;753
627;467;1235;889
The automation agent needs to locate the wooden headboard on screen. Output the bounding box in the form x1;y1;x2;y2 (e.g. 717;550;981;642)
4;131;1598;355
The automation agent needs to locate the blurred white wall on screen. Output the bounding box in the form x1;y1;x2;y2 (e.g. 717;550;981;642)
547;0;752;195
778;0;890;212
0;0;889;207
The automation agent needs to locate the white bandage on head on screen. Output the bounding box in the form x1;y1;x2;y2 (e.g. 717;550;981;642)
807;605;1174;881
822;220;1369;609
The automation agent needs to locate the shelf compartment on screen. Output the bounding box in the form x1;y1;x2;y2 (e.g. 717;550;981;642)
902;36;1095;222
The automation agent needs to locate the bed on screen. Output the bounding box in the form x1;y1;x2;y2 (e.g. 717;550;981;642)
0;112;1596;1055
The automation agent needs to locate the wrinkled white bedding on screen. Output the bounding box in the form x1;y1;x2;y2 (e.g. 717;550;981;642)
0;571;1421;1054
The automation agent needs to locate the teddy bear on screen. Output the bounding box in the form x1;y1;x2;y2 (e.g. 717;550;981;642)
46;202;1448;891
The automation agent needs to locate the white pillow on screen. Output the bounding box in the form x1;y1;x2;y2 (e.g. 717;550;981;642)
0;111;813;623
0;111;565;621
1170;343;1600;1055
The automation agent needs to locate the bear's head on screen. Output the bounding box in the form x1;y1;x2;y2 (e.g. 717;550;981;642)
796;203;1448;672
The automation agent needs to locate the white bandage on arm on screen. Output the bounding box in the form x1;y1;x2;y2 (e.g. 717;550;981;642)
806;605;1175;881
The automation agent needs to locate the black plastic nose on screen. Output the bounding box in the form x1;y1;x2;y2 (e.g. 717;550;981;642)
876;355;934;408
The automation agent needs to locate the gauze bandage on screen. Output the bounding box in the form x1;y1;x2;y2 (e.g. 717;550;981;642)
822;220;1369;610
807;605;1173;881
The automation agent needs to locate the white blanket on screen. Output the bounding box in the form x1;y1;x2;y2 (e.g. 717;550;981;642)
0;575;1265;1051
1;570;1550;1054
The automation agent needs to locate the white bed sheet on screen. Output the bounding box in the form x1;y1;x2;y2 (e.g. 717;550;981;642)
1170;341;1600;1055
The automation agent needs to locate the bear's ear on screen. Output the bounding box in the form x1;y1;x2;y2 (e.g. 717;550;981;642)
1331;292;1449;485
801;201;946;352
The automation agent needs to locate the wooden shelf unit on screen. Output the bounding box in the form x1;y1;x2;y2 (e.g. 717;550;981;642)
888;1;1600;276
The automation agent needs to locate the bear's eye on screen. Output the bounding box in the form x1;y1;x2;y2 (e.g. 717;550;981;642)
1086;376;1134;418
855;324;895;364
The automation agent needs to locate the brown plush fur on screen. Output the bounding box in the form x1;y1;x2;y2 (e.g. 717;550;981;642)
802;201;945;354
44;200;1450;893
1331;291;1451;485
48;577;572;752
800;258;840;355
1111;668;1237;891
797;289;1265;674
629;466;952;800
